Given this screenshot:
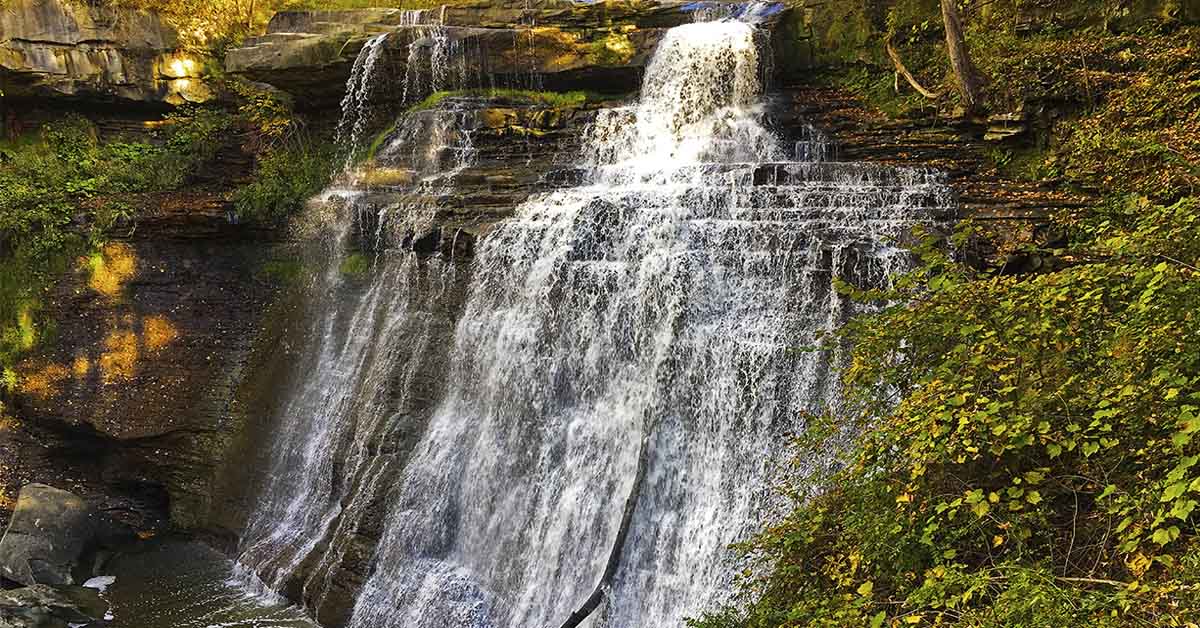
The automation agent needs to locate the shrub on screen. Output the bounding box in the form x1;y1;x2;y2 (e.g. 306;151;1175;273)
690;196;1200;627
234;141;336;224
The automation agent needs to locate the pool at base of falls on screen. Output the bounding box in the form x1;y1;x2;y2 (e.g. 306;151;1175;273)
100;537;319;628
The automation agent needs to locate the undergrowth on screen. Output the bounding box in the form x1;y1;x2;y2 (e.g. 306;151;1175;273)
0;82;335;375
0;108;233;375
692;1;1200;626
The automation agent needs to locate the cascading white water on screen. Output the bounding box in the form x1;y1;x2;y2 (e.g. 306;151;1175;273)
233;234;461;601
342;18;950;628
336;8;481;170
236;11;952;628
401;7;482;106
337;33;389;164
233;18;482;602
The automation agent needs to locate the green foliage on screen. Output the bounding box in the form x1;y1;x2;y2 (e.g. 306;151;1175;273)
233;141;336;224
258;258;306;285
690;195;1200;627
338;252;371;278
406;89;599;114
818;65;931;118
365;122;398;162
231;79;299;151
1053;45;1200;199
713;9;1200;626
228;79;339;224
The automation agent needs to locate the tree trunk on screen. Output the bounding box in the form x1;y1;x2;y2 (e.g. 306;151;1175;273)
940;0;986;115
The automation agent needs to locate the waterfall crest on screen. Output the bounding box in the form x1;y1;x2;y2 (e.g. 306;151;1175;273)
237;13;953;628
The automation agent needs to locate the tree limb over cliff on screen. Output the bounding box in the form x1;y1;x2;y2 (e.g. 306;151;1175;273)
885;35;943;100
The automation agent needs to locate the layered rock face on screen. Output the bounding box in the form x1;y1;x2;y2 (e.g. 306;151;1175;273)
345;94;599;255
11;235;286;532
225;0;740;107
0;0;212;105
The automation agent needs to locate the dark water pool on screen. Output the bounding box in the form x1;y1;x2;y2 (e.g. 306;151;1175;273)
100;538;319;628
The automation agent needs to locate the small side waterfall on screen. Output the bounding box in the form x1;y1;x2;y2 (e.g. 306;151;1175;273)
336;33;389;159
237;12;953;628
234;19;480;603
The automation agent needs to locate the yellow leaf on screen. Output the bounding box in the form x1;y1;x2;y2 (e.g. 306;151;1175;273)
904;615;923;624
896;493;912;504
993;535;1005;547
858;581;874;597
1128;553;1152;578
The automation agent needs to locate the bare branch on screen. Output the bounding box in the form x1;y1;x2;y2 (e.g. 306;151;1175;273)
885;36;943;100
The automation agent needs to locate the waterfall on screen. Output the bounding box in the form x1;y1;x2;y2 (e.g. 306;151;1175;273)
233;99;479;611
343;18;948;628
336;8;480;169
237;13;952;628
336;33;389;164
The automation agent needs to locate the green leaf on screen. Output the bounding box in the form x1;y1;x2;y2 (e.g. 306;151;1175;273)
1169;499;1196;521
1162;481;1189;502
1152;526;1181;546
871;612;887;628
857;581;874;597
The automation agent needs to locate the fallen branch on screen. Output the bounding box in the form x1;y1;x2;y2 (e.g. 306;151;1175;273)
1056;576;1129;588
557;432;652;628
886;36;943;100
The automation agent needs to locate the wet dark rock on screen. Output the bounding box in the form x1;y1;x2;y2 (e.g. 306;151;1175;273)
0;584;107;628
344;94;598;257
0;485;95;587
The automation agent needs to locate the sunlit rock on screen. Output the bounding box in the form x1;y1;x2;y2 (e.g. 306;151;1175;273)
0;0;214;105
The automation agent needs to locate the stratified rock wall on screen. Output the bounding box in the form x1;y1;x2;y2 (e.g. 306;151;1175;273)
224;1;756;107
0;0;212;105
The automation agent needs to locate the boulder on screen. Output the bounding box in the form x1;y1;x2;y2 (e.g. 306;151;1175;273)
0;584;107;628
0;0;213;105
0;485;95;587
